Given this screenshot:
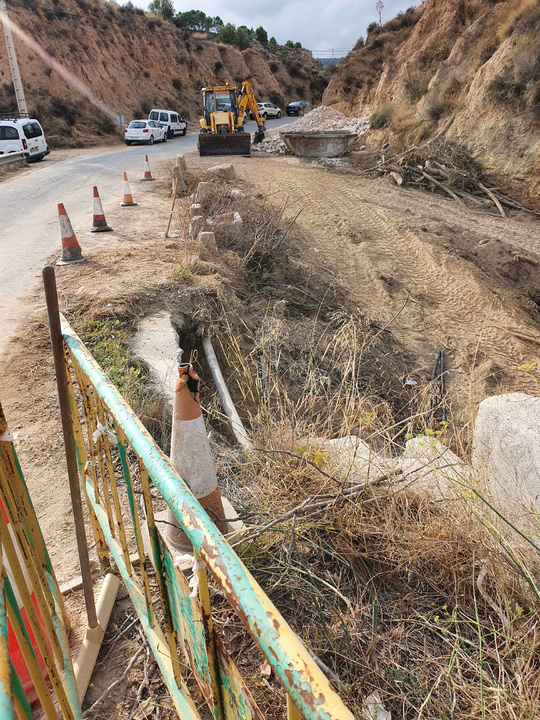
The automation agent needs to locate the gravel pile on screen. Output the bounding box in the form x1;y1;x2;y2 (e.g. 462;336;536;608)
253;106;370;154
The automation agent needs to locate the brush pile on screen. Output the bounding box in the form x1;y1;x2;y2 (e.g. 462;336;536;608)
253;106;370;154
365;140;537;217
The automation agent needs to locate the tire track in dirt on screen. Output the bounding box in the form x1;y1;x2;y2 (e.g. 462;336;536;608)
236;159;540;397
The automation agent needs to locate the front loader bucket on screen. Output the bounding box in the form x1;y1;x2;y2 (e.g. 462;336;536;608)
198;132;252;157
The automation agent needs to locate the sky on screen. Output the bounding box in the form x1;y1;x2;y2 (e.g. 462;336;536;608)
140;0;423;57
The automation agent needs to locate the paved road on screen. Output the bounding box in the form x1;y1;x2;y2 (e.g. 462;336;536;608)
0;117;294;355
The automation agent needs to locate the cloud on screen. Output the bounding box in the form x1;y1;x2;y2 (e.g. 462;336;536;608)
140;0;421;55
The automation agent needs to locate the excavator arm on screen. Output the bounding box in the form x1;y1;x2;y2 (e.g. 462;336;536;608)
237;82;266;143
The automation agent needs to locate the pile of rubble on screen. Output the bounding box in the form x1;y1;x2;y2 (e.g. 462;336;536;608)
253;105;370;154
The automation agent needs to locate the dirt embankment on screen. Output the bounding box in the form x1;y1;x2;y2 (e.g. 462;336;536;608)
324;0;540;209
0;0;327;147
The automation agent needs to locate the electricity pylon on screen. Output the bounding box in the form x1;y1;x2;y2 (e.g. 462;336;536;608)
0;0;28;114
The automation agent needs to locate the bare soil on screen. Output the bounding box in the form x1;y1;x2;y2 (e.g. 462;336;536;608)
0;150;538;715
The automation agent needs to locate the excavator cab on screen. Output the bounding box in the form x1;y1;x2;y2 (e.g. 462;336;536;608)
198;82;265;157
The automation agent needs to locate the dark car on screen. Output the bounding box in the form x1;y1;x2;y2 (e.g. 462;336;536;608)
286;101;308;116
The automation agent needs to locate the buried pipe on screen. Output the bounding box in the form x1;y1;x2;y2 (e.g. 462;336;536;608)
201;336;253;451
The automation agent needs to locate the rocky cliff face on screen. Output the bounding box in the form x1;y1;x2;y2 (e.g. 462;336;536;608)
0;0;327;147
323;0;540;207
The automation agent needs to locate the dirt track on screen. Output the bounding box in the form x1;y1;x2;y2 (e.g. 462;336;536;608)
237;155;540;407
1;150;539;583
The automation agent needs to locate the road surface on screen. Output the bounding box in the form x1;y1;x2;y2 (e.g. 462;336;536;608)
0;118;294;356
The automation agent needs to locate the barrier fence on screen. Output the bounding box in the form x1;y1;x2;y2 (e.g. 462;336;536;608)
0;399;82;719
1;265;355;719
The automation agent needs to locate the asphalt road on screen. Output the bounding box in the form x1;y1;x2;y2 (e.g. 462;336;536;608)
0;117;294;356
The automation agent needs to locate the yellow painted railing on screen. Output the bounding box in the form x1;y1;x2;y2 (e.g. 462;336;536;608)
0;400;82;719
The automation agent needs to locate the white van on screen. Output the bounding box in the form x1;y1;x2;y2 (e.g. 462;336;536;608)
0;115;50;162
148;109;187;139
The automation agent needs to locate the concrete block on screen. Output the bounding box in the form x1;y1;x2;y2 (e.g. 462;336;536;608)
198;231;217;250
207;163;236;181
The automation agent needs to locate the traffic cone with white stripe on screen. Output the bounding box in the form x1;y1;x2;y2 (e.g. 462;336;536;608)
56;203;85;265
121;172;137;207
90;186;113;232
166;363;226;550
141;155;154;181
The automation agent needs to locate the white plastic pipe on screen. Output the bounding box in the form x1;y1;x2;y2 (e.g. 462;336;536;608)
202;336;252;451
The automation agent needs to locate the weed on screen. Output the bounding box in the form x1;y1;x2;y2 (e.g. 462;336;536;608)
369;104;394;129
77;317;172;452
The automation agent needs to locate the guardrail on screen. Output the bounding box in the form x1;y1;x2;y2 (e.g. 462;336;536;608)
0;152;26;168
43;264;355;720
0;399;82;719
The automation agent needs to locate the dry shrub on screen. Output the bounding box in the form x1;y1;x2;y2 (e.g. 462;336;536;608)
370;104;394;129
206;308;540;720
171;183;540;717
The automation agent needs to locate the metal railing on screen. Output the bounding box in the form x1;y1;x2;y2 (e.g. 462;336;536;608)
44;270;355;719
0;152;26;168
0;400;82;719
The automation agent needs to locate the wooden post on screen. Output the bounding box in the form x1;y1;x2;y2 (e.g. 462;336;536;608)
42;265;98;629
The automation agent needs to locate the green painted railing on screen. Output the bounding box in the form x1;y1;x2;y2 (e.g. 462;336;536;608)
61;314;355;720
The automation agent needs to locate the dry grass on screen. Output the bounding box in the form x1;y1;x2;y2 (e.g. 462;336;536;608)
207;313;540;719
69;173;540;720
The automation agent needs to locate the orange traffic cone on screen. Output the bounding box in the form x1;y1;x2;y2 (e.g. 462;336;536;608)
141;155;154;181
166;363;226;550
90;186;113;232
56;203;85;265
121;172;137;207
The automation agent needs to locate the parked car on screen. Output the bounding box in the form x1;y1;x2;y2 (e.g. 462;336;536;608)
124;119;166;145
257;102;282;119
148;109;187;138
286;101;308;116
0;114;49;161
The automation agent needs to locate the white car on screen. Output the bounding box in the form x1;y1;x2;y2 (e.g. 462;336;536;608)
0;115;49;162
148;109;187;138
124;120;166;146
257;102;282;119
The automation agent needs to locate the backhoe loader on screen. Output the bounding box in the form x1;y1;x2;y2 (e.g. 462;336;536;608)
198;81;266;157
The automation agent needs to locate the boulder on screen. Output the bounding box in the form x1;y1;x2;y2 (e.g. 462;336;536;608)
402;436;469;500
197;231;217;251
189;215;204;238
207;163;236;181
472;392;540;531
315;435;393;482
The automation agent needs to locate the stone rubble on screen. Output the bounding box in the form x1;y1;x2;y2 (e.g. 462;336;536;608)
253;105;371;155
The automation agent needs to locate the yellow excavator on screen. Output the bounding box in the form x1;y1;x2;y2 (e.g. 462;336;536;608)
198;81;266;157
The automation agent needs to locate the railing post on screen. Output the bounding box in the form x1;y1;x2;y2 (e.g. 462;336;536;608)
42;265;97;629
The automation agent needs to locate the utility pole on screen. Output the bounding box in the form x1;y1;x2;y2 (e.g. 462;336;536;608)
376;0;384;27
0;0;28;114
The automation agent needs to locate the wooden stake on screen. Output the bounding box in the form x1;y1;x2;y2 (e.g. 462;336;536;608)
42;265;98;629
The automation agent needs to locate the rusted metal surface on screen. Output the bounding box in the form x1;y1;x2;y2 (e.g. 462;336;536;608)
280;130;358;158
0;397;82;719
60;313;356;720
198;132;251;157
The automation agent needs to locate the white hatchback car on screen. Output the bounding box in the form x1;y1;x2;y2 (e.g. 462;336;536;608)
0;115;49;161
124;119;166;145
257;102;282;119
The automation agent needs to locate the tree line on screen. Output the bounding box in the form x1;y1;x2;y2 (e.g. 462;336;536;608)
147;2;303;50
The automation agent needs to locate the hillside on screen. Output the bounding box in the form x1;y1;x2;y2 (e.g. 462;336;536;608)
323;0;540;208
0;0;327;147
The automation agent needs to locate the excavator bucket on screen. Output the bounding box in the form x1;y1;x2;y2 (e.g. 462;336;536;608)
198;132;252;157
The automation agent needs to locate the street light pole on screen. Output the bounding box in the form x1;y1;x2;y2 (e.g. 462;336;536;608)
0;0;28;114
